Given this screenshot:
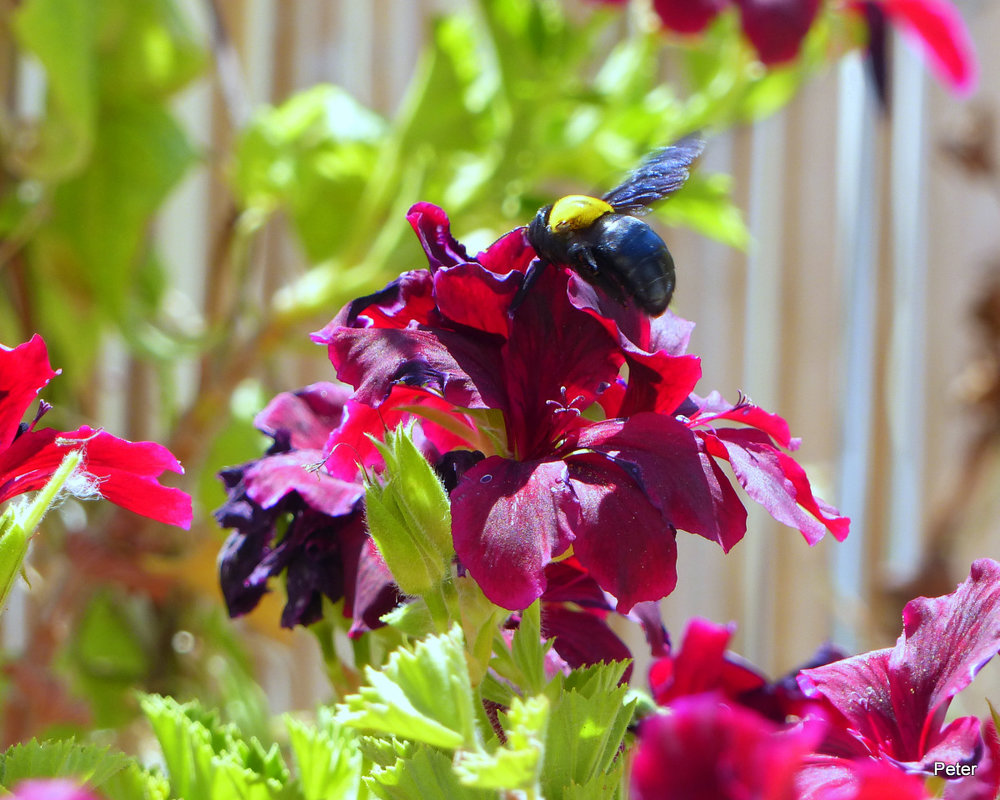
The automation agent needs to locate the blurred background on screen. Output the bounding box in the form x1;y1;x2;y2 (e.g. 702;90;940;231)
1;0;998;748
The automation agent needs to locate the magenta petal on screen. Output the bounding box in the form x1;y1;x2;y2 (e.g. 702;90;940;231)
406;202;471;270
475;227;536;276
452;457;576;610
243;450;363;517
690;390;794;448
575;414;748;552
254;383;349;451
799;560;1000;768
0;335;58;448
434;263;520;336
705;428;849;544
9;779;101;800
796;757;932;800
877;0;978;96
565;454;678;611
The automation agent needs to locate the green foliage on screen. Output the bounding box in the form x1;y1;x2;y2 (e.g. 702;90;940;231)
140;694;292;800
285;708;363;800
339;625;479;750
0;739;169;800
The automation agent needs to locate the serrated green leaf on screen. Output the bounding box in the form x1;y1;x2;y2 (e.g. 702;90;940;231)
510;601;548;695
366;746;491;800
140;694;292;800
454;695;548;791
338;626;478;751
0;739;168;800
286;708;362;800
540;662;635;797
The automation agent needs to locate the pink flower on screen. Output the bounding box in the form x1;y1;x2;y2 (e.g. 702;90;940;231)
9;779;101;800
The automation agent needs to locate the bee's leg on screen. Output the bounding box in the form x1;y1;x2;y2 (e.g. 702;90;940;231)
509;257;548;314
567;242;626;304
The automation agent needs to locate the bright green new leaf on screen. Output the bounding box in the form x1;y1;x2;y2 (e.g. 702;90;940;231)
0;739;168;800
453;695;548;791
366;745;492;800
338;626;478;751
286;708;363;800
659;172;749;250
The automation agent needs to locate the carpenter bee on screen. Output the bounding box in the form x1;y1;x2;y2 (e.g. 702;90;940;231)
519;135;703;316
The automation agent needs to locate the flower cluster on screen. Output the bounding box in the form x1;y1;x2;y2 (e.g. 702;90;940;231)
594;0;977;94
631;559;1000;799
307;202;846;616
0;335;191;528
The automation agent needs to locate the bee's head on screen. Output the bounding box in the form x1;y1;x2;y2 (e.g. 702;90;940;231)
547;195;614;233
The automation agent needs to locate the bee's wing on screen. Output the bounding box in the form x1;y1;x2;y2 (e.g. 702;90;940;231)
601;134;704;215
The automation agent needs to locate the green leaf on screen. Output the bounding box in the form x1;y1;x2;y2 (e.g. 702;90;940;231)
12;0;97;178
0;739;168;800
338;626;478;751
140;694;292;800
94;0;206;101
286;708;362;800
366;746;492;800
454;695;548;791
232;84;387;263
540;662;635;798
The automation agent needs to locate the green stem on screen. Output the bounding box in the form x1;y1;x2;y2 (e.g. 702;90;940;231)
0;450;82;613
424;581;453;635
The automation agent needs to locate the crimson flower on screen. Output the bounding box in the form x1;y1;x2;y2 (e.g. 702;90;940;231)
0;335;191;528
314;203;846;613
796;558;1000;799
215;382;402;631
630;693;826;800
592;0;976;94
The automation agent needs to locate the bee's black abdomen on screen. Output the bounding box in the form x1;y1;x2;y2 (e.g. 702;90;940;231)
583;215;674;315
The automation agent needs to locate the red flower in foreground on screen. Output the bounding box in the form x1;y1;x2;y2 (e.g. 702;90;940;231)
797;558;1000;798
315;203;846;612
0;335;191;528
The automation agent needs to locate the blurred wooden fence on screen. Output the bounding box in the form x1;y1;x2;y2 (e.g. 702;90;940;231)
12;0;1000;707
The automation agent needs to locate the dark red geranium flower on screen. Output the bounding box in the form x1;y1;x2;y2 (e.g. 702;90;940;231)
733;0;821;64
630;693;826;800
652;0;728;33
796;559;1000;798
215;382;401;631
315;203;846;613
0;335;191;528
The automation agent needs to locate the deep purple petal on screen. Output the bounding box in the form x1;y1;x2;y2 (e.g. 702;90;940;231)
703;428;849;545
575;414;748;551
565;454;678;611
406;202;471;270
321;326;504;409
542;604;633;680
451;457;576;610
541;556;613;610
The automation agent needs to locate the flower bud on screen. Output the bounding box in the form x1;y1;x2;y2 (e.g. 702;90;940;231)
363;424;453;596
